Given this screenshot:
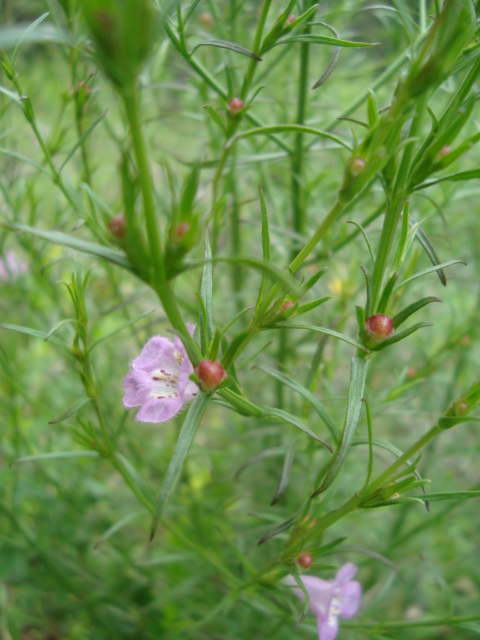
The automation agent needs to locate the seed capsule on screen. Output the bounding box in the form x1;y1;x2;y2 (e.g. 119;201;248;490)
365;314;394;343
197;360;227;392
297;552;313;570
227;98;244;116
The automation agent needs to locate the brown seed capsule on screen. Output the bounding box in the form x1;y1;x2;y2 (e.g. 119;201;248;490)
439;145;451;158
365;314;394;343
297;552;313;570
227;97;244;116
280;300;295;312
197;360;227;392
174;222;191;241
199;12;214;29
108;214;127;240
352;157;366;174
286;14;296;25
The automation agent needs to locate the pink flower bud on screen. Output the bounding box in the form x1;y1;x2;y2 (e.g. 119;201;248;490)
174;222;191;241
280;300;295;312
351;157;366;175
197;360;227;392
108;214;127;239
227;97;244;116
365;314;394;343
297;552;313;569
439;145;451;158
286;14;296;25
199;12;214;29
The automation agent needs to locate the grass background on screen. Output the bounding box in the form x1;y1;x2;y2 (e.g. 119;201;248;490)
1;1;480;638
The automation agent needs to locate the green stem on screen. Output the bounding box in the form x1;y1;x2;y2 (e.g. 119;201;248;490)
240;0;273;100
122;89;165;287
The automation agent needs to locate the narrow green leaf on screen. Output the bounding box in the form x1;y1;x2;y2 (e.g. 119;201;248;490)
392;297;442;328
347;221;374;263
44;318;78;342
200;230;214;346
0;220;132;270
256;365;337;439
266;407;333;451
12;12;50;65
412;220;446;285
59;110;107;174
274;323;369;354
14;450;99;464
355;306;366;344
115;453;155;514
88;310;154;353
150;393;210;539
313;356;370;496
183;0;202;24
234;447;285;479
360;265;373;318
0;322;71;352
192;39;261;60
227;124;352;151
302;267;329;293
289;570;310;622
415;168;480;190
203;105;227;134
271;440;297;505
94;511;144;548
0;147;50;175
395;260;466;290
371;322;432;351
257;511;299;545
295;296;331;317
48;398;92;424
256;185;270;310
376;273;398;315
407;491;480;503
272;34;378;48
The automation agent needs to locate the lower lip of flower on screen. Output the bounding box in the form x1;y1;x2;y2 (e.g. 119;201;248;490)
327;594;341;625
151;369;180;399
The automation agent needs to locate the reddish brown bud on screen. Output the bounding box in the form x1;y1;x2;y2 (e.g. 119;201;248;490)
286;14;296;25
108;214;127;239
439;145;451;158
227;97;244;116
352;157;366;174
280;300;295;312
197;360;227;392
199;12;213;29
297;552;313;569
365;314;394;343
174;222;191;241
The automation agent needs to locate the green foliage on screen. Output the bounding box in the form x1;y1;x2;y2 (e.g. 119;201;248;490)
1;1;480;639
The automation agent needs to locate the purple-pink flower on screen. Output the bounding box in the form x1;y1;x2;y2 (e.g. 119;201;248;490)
123;325;198;423
284;563;362;640
0;250;28;282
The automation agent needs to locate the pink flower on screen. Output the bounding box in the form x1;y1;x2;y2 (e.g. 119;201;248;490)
284;564;362;640
0;250;28;282
123;325;198;423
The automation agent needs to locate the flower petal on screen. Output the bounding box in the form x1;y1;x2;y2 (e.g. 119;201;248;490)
136;397;184;423
178;350;196;398
284;575;333;619
335;563;357;585
338;581;362;619
123;369;153;407
317;614;339;640
174;323;196;357
132;336;178;373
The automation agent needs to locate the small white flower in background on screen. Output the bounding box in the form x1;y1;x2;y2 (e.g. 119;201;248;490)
123;324;198;423
0;250;28;282
284;563;362;640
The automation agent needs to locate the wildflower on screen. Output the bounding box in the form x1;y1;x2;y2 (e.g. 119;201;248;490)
284;563;362;640
0;249;27;282
123;325;198;423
